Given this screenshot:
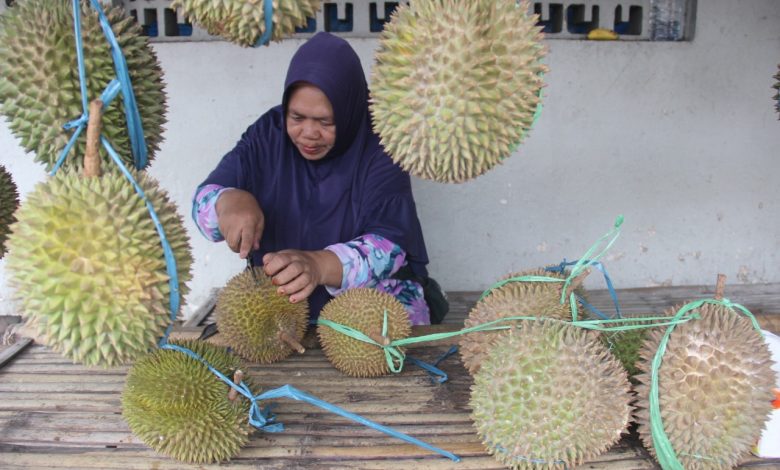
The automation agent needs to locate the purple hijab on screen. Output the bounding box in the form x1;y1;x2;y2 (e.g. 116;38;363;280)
201;32;429;320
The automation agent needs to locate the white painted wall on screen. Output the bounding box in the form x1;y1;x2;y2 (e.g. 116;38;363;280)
1;0;778;317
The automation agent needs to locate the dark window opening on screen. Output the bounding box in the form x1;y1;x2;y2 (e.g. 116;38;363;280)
534;3;563;34
324;3;354;33
566;4;599;35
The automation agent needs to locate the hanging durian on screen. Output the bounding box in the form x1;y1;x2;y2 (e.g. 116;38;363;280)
122;340;254;463
370;0;547;183
0;164;19;258
318;288;411;377
215;268;309;364
170;0;321;47
774;64;779;117
471;320;631;469
633;302;776;469
5;102;191;367
0;0;166;171
459;268;585;375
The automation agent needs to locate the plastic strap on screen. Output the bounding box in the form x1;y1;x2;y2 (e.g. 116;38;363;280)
253;0;275;47
560;215;623;306
101;137;180;345
161;343;460;461
318;313;699;375
405;345;459;384
545;259;622;319
648;298;763;469
88;0;148;169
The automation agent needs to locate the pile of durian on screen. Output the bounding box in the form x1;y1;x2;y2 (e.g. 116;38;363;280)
457;271;776;470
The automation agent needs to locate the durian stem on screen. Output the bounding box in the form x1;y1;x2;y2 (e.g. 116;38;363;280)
84;100;103;178
565;268;591;299
367;332;391;347
227;369;244;402
715;273;727;300
279;331;306;354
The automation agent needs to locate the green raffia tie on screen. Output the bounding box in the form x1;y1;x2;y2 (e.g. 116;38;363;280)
649;298;764;470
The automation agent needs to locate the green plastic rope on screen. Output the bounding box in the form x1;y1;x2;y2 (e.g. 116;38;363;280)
318;312;700;374
648;298;764;470
477;215;624;323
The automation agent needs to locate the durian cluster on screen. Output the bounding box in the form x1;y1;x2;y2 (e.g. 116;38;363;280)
370;0;547;183
459;269;775;470
170;0;321;47
0;165;18;258
0;0;166;171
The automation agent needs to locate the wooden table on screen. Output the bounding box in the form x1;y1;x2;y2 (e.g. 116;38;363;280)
1;284;779;469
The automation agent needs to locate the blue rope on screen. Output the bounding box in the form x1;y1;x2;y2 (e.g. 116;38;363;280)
254;0;275;47
101;137;181;345
545;258;622;319
88;0;148;169
405;345;459;384
161;343;461;461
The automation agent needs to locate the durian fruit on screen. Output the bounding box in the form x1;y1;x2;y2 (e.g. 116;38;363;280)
471;320;631;469
5;166;192;367
600;313;660;378
215;268;309;364
318;288;411;377
122;340;255;463
459;269;583;375
0;164;19;258
170;0;321;47
774;64;780;117
370;0;547;183
0;0;166;171
633;302;776;469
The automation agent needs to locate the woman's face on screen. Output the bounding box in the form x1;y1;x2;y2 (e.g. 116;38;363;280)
286;84;336;160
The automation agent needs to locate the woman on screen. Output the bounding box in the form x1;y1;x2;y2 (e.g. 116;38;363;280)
192;32;446;325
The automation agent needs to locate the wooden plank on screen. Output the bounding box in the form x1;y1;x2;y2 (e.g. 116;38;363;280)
0;338;32;368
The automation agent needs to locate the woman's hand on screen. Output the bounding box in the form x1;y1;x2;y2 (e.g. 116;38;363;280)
263;250;342;303
215;189;264;258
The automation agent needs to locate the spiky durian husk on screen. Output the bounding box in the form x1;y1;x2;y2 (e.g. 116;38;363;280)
774;64;780;117
0;0;166;171
369;0;547;183
122;340;254;463
471;320;631;469
318;288;411;377
633;303;776;470
0;164;19;258
459;269;581;375
170;0;320;47
600;313;660;378
215;268;309;364
5;167;192;367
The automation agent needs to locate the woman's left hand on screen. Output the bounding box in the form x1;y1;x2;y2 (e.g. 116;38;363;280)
263;250;342;303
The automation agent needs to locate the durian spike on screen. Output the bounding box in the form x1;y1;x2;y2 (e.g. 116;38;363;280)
715;273;727;300
83;100;103;178
227;369;244;402
279;330;306;354
564;268;591;299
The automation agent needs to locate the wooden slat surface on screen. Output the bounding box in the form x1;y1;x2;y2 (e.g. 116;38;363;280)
1;284;780;469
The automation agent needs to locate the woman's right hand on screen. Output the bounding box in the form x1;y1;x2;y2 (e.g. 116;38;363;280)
215;189;264;258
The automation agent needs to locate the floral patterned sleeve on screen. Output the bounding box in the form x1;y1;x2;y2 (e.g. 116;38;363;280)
325;234;430;325
192;184;232;242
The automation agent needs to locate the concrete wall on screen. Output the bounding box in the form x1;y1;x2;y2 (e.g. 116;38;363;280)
1;0;778;316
